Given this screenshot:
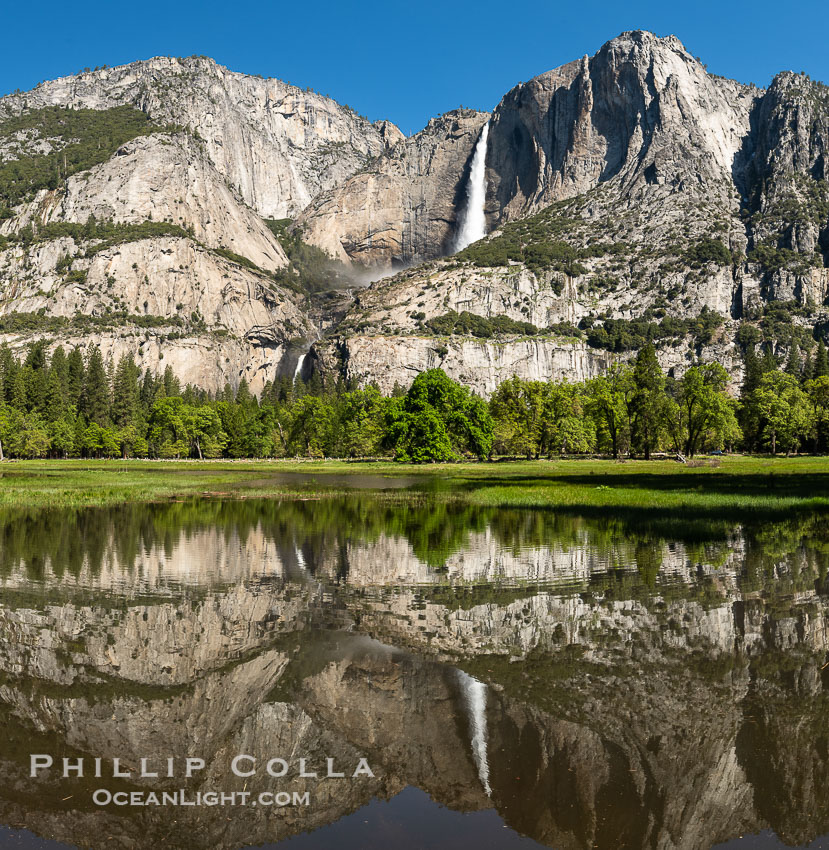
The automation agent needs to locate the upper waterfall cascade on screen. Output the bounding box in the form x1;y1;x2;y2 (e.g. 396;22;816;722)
452;122;490;253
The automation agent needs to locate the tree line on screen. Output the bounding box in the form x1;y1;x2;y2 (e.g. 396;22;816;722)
0;338;828;461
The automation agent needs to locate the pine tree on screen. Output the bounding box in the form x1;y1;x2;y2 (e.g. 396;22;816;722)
785;340;801;377
106;355;115;400
739;345;764;452
802;347;815;383
630;344;666;461
140;369;157;412
81;344;111;425
66;346;85;406
816;341;829;378
762;344;778;374
0;344;12;400
163;364;180;397
7;364;27;411
45;368;68;422
0;345;16;406
236;377;254;408
23;340;49;416
112;355;140;427
50;346;69;393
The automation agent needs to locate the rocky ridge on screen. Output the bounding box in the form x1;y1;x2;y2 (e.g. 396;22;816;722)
2;55;401;219
300;32;829;392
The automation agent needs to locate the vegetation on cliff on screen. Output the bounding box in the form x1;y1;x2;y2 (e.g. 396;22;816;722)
0;106;178;211
421;307;724;352
265;218;353;295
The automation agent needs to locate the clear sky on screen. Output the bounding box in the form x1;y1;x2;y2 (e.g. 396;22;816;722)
2;0;827;135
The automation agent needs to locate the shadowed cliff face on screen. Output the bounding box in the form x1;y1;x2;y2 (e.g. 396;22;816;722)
2;498;829;848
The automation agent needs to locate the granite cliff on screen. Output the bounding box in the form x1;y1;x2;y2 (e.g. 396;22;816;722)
1;33;827;393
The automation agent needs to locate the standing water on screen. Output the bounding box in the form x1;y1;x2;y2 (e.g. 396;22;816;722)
457;670;491;796
452;122;490;253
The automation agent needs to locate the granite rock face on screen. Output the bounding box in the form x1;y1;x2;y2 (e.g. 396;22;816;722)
307;32;828;391
0;128;315;392
486;31;757;221
3;132;289;271
315;333;617;397
1;56;400;219
298;109;490;268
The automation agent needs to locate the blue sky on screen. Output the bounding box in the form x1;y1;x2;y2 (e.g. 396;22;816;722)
2;0;827;135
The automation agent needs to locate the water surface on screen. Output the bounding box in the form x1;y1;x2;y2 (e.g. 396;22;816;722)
2;494;829;849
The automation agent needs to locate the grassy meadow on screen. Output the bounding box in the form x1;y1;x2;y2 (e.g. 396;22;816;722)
0;455;828;517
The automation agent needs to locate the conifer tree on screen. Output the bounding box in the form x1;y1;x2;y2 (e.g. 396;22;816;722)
163;364;180;397
66;346;85;406
785;340;801;377
81;344;111;424
630;344;665;460
112;355;141;427
762;344;778;374
23;341;49;416
802;346;815;383
815;341;829;378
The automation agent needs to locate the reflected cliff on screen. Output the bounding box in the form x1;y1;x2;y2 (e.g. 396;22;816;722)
1;497;829;848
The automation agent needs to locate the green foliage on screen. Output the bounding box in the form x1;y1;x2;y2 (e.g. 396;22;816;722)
0;329;825;463
386;369;493;462
682;238;733;267
0;106;178;207
0;311;183;335
455;200;596;284
425;310;540;338
583;308;723;352
387;405;456;463
629;345;668;460
753;371;811;454
677;363;740;456
212;246;261;271
585;365;633;459
747;242;807;274
489;377;595;458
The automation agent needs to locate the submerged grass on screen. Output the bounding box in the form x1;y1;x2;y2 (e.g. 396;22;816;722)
0;456;827;517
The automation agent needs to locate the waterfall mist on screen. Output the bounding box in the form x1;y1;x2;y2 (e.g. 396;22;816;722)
452;122;490;253
457;670;491;795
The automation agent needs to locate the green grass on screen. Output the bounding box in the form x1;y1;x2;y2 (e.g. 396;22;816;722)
1;456;829;516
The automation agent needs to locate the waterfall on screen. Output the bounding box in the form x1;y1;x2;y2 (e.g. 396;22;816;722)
452;122;490;253
457;670;491;795
293;353;306;382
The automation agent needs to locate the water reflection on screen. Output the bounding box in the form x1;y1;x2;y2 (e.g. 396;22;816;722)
1;498;829;848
